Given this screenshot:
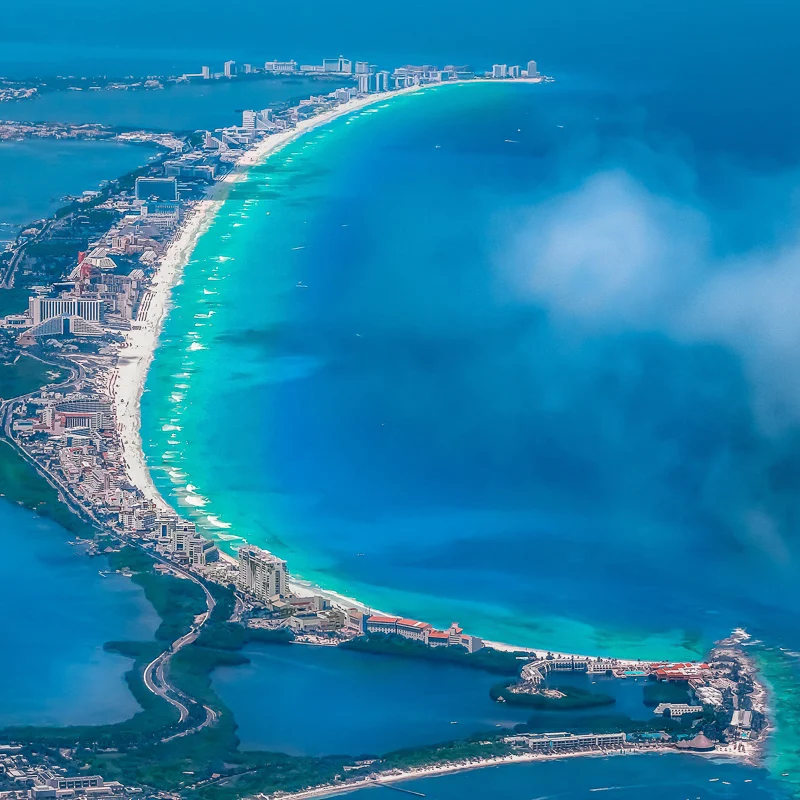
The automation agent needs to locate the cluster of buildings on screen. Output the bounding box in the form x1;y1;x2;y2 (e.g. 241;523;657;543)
492;60;540;79
229;544;487;645
0;748;133;800
195;54;544;156
190;54;545;96
11;389;140;523
0;85;38;103
364;615;484;652
0;168;231;342
4;259;142;342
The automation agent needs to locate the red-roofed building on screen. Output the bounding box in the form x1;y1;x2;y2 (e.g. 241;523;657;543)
427;630;450;647
396;618;433;641
365;615;484;652
366;615;401;636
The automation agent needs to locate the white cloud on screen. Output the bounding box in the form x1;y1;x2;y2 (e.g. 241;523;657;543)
498;170;800;432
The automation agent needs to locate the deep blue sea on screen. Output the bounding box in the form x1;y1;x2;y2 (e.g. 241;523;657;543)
143;81;800;657
0;499;158;725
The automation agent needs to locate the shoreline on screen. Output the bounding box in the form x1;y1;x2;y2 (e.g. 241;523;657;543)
103;79;766;775
112;84;426;519
265;746;747;800
110;77;580;656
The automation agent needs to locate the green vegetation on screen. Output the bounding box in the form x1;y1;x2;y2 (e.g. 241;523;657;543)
195;621;294;651
381;734;514;770
341;634;526;676
0;354;67;399
491;682;615;710
642;679;691;707
0;543;355;797
0;440;95;537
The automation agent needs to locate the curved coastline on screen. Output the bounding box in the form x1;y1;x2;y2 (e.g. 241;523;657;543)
24;76;773;792
113;86;425;532
112;80;546;645
111;78;758;671
112;84;522;647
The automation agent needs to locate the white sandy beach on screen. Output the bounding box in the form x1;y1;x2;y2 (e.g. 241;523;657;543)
108;76;726;671
108;79;688;664
265;746;687;800
112;87;425;519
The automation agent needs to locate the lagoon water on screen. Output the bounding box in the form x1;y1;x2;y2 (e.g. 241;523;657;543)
213;643;531;756
1;77;339;132
211;644;658;757
0;499;158;726
0;138;152;245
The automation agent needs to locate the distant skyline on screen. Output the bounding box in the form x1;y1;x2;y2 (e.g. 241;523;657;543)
1;0;797;87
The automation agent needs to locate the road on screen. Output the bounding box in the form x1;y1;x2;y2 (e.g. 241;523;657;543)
0;366;222;743
141;558;217;740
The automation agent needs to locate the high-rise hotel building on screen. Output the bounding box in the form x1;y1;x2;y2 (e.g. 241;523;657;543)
237;545;288;601
29;295;103;326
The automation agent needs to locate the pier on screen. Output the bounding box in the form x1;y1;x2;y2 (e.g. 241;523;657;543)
377;784;426;797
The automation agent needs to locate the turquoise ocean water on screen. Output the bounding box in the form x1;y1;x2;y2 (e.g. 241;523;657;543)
142;81;800;659
3;0;800;791
138;81;800;789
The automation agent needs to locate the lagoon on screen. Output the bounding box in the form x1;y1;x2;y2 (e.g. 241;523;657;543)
0;138;152;245
0;498;158;727
212;643;531;757
1;77;343;132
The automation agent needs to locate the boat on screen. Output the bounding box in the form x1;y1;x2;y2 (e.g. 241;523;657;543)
296;281;308;289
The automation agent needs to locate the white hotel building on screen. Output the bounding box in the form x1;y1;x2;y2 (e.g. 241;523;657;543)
237;545;288;602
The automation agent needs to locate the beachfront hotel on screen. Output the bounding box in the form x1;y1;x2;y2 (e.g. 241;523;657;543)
366;615;484;652
237;545;288;602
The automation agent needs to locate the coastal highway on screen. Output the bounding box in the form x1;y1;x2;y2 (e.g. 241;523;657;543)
1;374;221;742
141;558;217;739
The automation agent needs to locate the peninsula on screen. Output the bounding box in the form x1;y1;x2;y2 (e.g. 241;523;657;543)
0;52;770;800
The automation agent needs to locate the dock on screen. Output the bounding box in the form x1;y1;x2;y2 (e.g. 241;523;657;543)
377;783;426;797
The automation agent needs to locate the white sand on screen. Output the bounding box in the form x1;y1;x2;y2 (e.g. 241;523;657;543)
266;747;675;800
113;88;426;517
110;77;655;663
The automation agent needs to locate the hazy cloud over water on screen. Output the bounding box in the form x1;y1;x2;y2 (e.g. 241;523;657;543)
499;169;800;433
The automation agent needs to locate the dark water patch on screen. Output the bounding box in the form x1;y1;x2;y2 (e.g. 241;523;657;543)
212;643;531;757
